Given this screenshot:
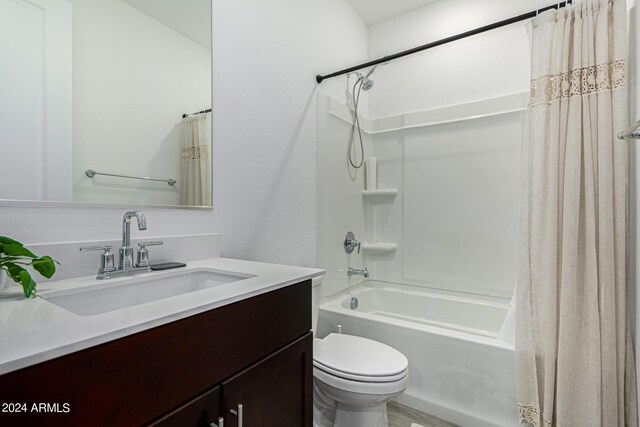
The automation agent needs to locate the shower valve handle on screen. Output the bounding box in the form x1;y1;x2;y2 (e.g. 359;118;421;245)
344;231;360;254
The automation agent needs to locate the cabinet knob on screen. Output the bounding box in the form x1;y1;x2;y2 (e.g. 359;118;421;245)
230;404;243;427
210;416;224;427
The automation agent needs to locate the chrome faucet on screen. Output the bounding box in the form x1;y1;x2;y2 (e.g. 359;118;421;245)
120;211;147;270
347;267;369;278
80;210;163;279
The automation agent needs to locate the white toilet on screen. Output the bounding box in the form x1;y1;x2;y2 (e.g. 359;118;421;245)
312;279;409;427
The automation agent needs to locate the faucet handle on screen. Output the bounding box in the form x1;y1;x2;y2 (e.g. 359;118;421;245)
137;241;163;248
80;244;113;252
136;241;163;268
344;231;361;254
79;245;115;273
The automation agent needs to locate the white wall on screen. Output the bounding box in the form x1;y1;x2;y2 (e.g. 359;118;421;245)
0;0;367;271
367;0;552;117
72;0;211;206
211;0;369;266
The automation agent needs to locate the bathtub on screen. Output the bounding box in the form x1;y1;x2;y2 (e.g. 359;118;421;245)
316;280;518;427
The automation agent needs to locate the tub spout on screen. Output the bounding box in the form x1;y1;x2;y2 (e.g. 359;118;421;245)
347;267;369;278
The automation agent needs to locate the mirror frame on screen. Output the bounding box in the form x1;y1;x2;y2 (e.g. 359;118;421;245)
0;198;213;210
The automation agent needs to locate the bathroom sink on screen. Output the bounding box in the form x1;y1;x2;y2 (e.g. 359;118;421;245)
42;269;254;316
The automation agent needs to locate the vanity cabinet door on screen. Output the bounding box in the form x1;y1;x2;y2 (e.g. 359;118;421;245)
147;386;220;427
221;332;312;427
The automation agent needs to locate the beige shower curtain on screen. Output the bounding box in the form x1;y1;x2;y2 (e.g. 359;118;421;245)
516;0;636;426
180;113;212;206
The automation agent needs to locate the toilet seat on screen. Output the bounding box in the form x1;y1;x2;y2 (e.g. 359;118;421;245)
313;334;409;385
314;364;408;395
313;360;408;383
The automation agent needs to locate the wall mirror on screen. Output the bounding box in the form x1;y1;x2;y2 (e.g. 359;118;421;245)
0;0;212;208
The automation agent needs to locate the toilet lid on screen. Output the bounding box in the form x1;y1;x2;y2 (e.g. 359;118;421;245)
313;333;408;380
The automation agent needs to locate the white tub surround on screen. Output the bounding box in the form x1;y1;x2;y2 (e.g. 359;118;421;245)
316;92;526;300
317;281;517;427
0;258;323;375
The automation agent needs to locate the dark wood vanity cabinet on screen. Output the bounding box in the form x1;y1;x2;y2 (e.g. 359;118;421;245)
149;385;221;427
221;333;312;427
0;280;312;427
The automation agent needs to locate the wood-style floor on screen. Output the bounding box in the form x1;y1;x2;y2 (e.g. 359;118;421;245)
388;401;458;427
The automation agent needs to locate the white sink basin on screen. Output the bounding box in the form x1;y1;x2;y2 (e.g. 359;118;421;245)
42;269;255;316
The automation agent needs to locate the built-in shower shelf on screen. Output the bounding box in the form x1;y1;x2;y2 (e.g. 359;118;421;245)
362;189;398;203
360;243;397;255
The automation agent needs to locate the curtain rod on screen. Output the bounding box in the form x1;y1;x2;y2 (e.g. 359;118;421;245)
618;119;640;140
315;1;573;84
182;108;211;118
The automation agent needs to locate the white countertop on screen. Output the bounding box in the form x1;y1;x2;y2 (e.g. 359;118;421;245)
0;257;324;376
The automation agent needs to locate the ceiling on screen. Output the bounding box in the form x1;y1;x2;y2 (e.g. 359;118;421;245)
121;0;437;47
346;0;441;26
122;0;211;49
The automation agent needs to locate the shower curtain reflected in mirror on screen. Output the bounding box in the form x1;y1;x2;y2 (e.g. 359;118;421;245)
180;112;212;206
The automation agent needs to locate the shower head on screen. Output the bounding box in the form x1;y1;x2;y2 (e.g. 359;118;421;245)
346;60;390;91
352;70;375;91
357;62;387;91
361;77;375;91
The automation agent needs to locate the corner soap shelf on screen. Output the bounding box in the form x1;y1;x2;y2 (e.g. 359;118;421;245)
362;189;398;204
360;243;398;255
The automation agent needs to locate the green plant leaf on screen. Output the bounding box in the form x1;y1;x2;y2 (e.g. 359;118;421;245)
0;237;56;295
18;270;36;298
32;256;57;279
3;244;36;259
6;264;26;280
0;236;21;246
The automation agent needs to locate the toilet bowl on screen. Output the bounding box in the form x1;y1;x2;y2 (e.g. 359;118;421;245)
313;333;409;427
